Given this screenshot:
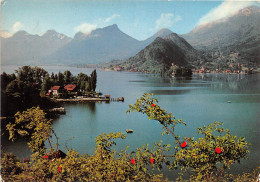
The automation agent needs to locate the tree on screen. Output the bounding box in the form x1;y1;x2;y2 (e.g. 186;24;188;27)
64;70;72;84
50;72;55;80
77;73;89;91
57;72;65;86
41;74;52;93
15;66;47;85
1;72;16;92
6;80;24;98
90;69;97;92
6;107;54;153
33;67;48;84
127;93;249;180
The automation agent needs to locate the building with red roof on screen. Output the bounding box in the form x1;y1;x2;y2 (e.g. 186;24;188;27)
64;84;77;92
46;86;61;96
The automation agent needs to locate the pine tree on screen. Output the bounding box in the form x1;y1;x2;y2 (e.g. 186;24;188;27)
90;69;97;92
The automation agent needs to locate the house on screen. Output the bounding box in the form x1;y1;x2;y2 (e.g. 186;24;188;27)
64;84;77;92
113;66;121;71
104;95;110;99
46;86;60;96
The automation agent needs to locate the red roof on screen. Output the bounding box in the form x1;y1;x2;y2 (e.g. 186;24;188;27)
64;84;77;91
104;95;110;98
51;86;60;90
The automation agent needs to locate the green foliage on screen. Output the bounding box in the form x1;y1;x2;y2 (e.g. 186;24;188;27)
90;69;97;92
127;93;185;142
41;74;52;93
63;70;73;84
1;66;57;117
6;107;53;153
57;71;65;86
2;132;167;181
1;152;23;181
15;66;47;84
1;72;16;91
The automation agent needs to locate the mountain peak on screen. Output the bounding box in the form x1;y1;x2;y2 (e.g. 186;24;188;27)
96;24;120;32
191;6;260;34
154;28;173;37
13;30;30;37
108;24;118;28
11;31;34;39
44;29;58;34
74;32;85;39
42;29;69;40
144;28;173;43
236;6;260;16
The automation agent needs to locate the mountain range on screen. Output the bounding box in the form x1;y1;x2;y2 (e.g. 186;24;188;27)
47;25;174;65
1;6;259;69
1;30;72;65
1;25;173;65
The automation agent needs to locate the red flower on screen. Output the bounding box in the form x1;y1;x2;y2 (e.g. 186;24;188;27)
215;147;222;154
58;165;62;173
151;103;156;107
43;155;48;159
181;141;187;148
150;157;154;164
131;158;135;164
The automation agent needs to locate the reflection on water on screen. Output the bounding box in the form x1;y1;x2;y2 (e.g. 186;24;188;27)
149;89;191;95
193;73;260;93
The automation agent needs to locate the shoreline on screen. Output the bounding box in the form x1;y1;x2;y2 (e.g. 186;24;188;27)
55;98;110;102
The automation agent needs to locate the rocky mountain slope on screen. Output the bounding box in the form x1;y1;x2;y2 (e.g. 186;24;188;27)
182;6;260;68
116;33;199;74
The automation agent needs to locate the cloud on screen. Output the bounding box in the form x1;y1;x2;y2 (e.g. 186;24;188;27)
151;13;181;31
1;0;7;7
198;0;260;25
105;14;120;23
12;22;24;32
74;23;97;34
0;30;13;38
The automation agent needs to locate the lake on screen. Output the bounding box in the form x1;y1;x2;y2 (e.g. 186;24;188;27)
2;65;260;179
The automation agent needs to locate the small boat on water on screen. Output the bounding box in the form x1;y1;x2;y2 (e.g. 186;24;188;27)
126;129;133;133
227;101;232;103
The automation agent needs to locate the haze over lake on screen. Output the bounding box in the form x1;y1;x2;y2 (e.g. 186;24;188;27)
2;66;259;178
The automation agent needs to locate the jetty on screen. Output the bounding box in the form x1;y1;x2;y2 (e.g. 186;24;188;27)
55;96;124;103
49;107;66;114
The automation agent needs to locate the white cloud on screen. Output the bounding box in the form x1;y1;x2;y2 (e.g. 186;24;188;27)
0;30;13;38
1;0;7;7
152;13;181;31
198;0;260;25
105;14;120;23
12;22;24;32
74;23;97;34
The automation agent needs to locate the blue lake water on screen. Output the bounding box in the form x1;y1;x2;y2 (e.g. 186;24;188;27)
2;66;260;179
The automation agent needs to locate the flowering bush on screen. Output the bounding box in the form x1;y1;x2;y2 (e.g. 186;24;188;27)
127;93;249;180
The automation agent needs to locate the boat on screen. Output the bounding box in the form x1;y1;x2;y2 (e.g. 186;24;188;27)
126;129;133;133
227;101;232;103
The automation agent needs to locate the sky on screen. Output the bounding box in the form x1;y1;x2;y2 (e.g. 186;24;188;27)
1;0;259;40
